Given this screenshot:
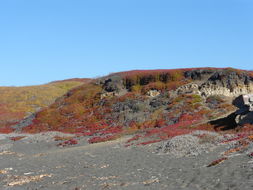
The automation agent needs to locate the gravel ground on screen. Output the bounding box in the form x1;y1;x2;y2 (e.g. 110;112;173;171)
0;132;253;190
157;131;224;157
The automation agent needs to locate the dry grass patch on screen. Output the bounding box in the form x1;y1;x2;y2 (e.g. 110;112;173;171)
5;174;52;186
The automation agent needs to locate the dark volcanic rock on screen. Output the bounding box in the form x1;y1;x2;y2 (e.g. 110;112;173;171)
184;69;214;80
206;70;252;89
100;75;124;93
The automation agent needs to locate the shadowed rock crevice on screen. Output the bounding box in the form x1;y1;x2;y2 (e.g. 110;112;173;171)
210;113;238;131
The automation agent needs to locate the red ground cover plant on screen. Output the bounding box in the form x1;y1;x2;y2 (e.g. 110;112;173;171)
22;83;104;134
54;136;73;141
221;134;248;144
137;139;163;146
57;139;78;147
116;67;223;80
0;126;14;134
207;129;253;166
207;157;228;167
124;113;203;146
9;136;26;141
88;134;119;144
98;126;123;135
223;142;249;156
249;152;253;157
126;134;143;144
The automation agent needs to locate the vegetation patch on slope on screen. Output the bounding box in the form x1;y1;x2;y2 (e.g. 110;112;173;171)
0;80;88;132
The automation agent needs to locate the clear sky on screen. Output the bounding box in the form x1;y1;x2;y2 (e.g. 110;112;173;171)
0;0;252;86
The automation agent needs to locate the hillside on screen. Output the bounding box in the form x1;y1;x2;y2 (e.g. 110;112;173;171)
2;68;253;189
15;67;253;144
0;79;90;132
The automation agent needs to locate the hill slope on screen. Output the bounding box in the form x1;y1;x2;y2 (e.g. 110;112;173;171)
0;79;90;132
19;68;253;145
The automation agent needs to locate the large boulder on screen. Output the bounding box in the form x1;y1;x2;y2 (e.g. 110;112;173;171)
235;112;253;126
233;94;253;126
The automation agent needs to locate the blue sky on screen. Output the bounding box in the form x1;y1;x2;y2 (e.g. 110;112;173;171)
0;0;252;86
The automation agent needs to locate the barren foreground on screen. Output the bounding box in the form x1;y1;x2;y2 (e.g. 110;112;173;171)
0;132;253;190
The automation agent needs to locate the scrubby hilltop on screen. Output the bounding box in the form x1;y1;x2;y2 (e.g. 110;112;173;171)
14;67;253;145
0;78;90;133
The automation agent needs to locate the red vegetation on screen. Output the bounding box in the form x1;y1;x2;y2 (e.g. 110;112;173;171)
137;140;162;146
50;78;91;84
98;126;123;136
126;135;142;143
125;113;203;146
115;67;222;78
194;123;215;131
57;139;78;147
9;136;25;141
0;126;14;134
88;134;119;144
223;141;249;156
207;157;228;167
54;136;73;141
144;121;194;138
221;134;248;144
22;83;104;134
0;103;25;130
249;152;253;157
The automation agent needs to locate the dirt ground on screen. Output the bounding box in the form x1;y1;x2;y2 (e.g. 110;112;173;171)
1;132;253;190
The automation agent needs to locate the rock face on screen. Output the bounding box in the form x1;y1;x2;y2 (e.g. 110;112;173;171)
183;70;253;98
99;75;128;99
199;71;253;97
176;83;199;95
102;75;124;93
184;69;214;80
99;69;253;99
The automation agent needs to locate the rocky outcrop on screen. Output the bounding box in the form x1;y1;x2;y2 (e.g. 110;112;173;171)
199;71;253;97
184;69;215;80
100;92;118;99
146;90;160;97
99;69;253;99
232;94;253;126
176;83;199;95
100;75;124;93
233;94;253;111
99;75;128;99
235;112;253;126
176;69;253;97
183;70;253;98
